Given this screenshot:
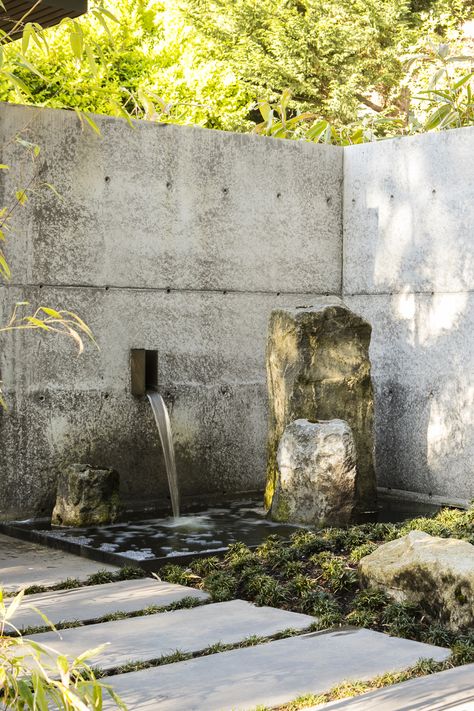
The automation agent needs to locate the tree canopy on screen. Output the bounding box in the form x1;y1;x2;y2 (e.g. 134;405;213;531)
0;0;473;132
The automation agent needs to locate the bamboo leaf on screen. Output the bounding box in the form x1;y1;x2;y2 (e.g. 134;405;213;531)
15;189;28;205
92;10;113;41
40;307;62;319
75;109;101;136
15;55;47;80
2;71;32;96
258;101;271;122
280;88;291;111
73;643;108;664
98;7;119;23
453;72;474;90
5;588;25;621
85;44;98;78
425;103;454;130
17;680;35;708
32;673;49;711
0;251;11;280
25;316;50;330
22;23;33;54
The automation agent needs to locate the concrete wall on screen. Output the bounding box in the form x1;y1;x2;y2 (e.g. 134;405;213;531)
344;127;474;504
1;102;473;519
0;103;343;519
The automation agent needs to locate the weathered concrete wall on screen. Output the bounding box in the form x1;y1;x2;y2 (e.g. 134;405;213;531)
2;102;473;517
344;127;474;504
0;103;343;519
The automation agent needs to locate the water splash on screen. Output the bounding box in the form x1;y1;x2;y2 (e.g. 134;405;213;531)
147;391;180;518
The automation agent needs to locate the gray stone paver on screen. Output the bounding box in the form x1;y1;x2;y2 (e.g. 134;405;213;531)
102;628;451;711
309;662;474;710
27;600;314;672
0;533;117;591
0;533;459;711
9;578;209;630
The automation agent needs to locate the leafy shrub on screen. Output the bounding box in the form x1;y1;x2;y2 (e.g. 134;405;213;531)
312;552;358;593
349;542;378;563
160;564;190;586
189;556;220;577
202;571;238;602
0;588;124;709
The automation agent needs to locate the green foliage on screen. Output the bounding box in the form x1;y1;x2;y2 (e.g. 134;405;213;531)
158;507;474;705
0;587;125;709
1;0;472;136
0;13;114;408
311;552;358;593
349;542;378;562
182;0;473;123
159;505;474;661
189;556;220;577
159;564;192;586
0;0;254;131
201;570;238;601
279;659;447;710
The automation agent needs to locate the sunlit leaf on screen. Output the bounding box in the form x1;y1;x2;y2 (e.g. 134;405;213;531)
75;108;101;136
453;73;474;90
4;589;25;621
2;72;32;96
425;103;454;130
0;251;11;280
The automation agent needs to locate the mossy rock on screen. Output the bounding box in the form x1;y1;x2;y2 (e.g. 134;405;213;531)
52;463;121;527
265;302;376;515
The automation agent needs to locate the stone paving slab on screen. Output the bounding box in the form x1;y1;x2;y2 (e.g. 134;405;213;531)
308;662;474;710
103;628;451;711
0;534;117;591
28;600;314;672
9;578;209;631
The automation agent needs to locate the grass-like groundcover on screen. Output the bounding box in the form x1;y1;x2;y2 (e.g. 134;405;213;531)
159;505;474;707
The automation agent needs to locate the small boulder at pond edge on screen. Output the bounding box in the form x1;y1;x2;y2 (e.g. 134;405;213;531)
52;464;121;527
270;418;358;527
359;530;474;631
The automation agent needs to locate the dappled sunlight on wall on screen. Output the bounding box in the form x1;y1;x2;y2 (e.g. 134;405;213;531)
417;293;468;346
427;381;474;468
344;127;474;502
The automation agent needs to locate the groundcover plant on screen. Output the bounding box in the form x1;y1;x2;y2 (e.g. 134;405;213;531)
161;506;474;677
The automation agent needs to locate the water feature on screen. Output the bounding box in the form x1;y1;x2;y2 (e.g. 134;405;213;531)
147;391;180;518
2;496;445;572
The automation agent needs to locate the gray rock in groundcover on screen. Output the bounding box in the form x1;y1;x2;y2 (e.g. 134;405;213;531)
265;303;375;513
359;530;474;631
52;463;120;526
271;418;357;526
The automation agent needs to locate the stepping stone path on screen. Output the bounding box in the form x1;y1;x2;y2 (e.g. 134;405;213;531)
103;629;450;711
0;533;116;591
9;578;209;631
1;539;454;710
307;662;474;710
29;600;314;673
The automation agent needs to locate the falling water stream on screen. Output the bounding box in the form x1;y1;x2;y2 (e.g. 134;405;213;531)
147;391;180;518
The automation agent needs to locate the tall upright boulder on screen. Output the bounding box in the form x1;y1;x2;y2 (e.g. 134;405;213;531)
265;303;376;515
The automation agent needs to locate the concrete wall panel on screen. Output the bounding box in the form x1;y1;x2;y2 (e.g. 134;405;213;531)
0;282;340;518
2;101;474;517
344;127;474;295
347;293;474;502
1;104;342;294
